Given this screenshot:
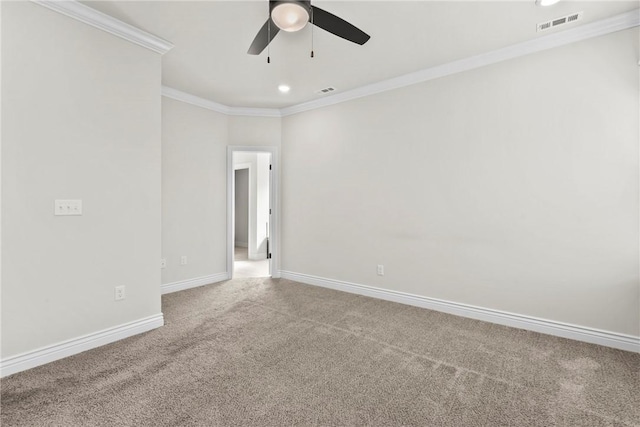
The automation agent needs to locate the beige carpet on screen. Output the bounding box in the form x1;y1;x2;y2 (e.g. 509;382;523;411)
1;278;639;426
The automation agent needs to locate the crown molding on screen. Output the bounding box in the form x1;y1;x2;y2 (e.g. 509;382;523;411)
227;106;282;118
162;86;282;118
280;8;640;117
162;86;231;115
31;0;173;55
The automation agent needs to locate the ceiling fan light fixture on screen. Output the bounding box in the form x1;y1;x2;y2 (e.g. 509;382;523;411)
247;0;369;56
271;3;309;32
536;0;560;6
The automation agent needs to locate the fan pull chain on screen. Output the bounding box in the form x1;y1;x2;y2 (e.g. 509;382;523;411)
267;19;271;64
310;8;314;58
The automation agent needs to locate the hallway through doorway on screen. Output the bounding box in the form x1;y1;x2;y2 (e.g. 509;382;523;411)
234;246;269;278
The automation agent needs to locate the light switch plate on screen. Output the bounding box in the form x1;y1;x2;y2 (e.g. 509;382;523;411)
55;199;82;216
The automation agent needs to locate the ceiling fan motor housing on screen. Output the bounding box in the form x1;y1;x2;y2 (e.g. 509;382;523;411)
269;0;312;17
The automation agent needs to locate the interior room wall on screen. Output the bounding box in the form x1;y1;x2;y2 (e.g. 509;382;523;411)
1;2;163;358
280;28;640;337
228;116;281;147
161;97;228;285
234;169;250;247
161;105;281;285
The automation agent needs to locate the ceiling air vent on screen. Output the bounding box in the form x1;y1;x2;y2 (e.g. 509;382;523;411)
315;87;336;95
537;11;582;32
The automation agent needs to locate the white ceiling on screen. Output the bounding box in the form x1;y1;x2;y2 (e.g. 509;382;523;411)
85;1;638;108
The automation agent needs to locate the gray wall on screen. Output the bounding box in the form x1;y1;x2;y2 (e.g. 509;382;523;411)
280;28;640;336
161;99;281;284
161;97;228;285
1;2;163;358
229;116;281;148
234;169;249;247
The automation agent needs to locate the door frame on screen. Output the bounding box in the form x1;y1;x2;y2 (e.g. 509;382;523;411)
226;146;280;279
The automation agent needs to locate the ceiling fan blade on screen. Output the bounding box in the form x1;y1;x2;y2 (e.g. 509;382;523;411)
310;6;370;45
247;18;280;55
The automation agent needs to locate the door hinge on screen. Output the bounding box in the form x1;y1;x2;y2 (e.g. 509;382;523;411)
269;164;272;170
269;209;271;214
267;253;272;259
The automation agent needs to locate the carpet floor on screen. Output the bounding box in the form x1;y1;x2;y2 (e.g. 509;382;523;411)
1;278;638;426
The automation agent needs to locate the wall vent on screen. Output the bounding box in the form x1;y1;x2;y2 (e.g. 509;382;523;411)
537;12;582;32
315;87;336;95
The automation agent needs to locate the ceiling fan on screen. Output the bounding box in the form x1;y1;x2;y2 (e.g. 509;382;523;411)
247;0;370;55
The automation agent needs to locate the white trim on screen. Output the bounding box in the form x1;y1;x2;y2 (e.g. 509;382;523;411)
32;0;173;54
161;273;228;295
228;106;282;118
162;86;231;115
162;87;282;118
280;9;640;116
279;271;640;353
249;251;268;260
0;313;164;378
228;147;280;280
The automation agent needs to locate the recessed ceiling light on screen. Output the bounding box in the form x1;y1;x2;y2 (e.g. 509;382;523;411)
536;0;560;6
278;85;290;93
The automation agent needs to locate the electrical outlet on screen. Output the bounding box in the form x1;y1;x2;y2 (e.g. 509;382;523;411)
181;256;187;266
377;265;384;276
114;286;126;301
160;258;166;268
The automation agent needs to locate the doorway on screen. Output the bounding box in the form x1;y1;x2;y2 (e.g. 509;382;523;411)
227;147;279;279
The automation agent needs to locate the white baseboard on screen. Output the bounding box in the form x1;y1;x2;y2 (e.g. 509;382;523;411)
0;313;164;378
161;272;229;295
249;252;267;261
279;271;640;353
